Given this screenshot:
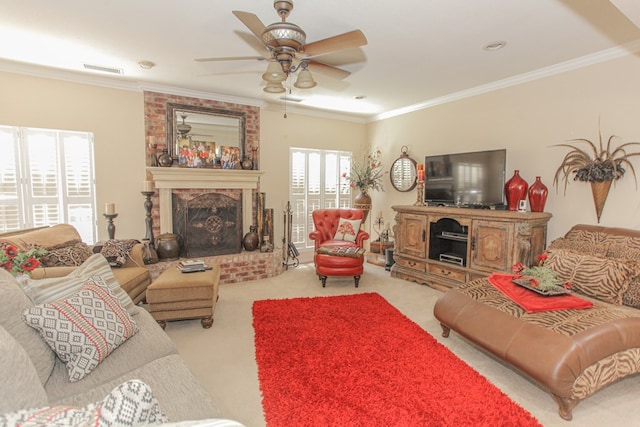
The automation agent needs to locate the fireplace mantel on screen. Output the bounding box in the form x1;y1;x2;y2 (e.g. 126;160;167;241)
148;167;263;235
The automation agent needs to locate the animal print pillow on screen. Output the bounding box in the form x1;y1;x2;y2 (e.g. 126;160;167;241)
546;249;638;305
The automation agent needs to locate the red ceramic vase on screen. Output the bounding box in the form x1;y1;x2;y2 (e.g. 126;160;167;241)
528;176;548;213
504;170;528;211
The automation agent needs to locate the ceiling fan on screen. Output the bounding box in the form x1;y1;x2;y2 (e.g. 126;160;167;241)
195;0;367;93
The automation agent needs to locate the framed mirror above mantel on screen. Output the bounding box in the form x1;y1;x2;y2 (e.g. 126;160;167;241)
166;103;247;167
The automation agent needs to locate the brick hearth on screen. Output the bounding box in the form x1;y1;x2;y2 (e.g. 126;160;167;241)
146;251;284;284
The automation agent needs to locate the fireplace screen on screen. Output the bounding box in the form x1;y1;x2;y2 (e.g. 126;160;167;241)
173;193;242;257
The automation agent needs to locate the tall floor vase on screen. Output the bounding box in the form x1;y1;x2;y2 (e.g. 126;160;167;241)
354;192;371;223
504;170;528;211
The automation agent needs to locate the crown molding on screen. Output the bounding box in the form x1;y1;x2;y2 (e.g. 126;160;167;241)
137;83;265;108
370;39;640;122
0;59;366;122
260;103;368;124
4;38;640;126
0;59;142;92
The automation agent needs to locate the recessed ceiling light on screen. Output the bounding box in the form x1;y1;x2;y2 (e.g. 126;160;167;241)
138;60;156;69
483;41;507;51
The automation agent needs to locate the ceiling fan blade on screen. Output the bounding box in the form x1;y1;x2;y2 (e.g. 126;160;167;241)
304;30;367;57
195;56;266;63
232;11;267;42
307;60;351;80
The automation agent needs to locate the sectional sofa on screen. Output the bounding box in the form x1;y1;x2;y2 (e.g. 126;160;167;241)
0;222;246;426
1;224;151;304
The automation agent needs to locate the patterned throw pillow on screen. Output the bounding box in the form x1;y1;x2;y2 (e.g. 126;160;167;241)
39;242;94;267
23;280;138;382
603;244;640;309
0;379;167;426
333;218;362;243
605;244;640;261
23;253;136;315
317;246;366;258
546;249;638;305
100;239;140;268
547;237;608;257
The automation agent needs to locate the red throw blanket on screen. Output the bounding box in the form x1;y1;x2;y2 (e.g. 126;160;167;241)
487;273;594;313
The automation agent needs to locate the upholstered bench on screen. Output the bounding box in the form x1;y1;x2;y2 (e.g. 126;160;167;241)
146;264;220;329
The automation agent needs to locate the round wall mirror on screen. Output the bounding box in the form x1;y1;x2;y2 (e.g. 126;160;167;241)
390;146;417;192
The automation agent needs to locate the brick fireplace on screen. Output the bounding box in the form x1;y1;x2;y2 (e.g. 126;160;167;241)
143;92;283;283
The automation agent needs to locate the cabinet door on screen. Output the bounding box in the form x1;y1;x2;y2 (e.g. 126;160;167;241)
470;220;514;272
396;213;427;258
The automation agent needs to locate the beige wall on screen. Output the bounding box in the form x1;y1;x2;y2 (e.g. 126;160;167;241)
259;108;367;249
367;54;640;241
0;71;146;242
3;51;640;246
0;71;367;247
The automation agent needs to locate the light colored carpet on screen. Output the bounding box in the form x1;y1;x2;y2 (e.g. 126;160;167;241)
164;263;640;427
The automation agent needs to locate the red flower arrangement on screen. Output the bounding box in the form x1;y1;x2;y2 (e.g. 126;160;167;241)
342;150;384;196
512;253;571;291
0;243;47;276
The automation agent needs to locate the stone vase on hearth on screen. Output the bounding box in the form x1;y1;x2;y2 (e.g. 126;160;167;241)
243;226;260;251
156;233;181;260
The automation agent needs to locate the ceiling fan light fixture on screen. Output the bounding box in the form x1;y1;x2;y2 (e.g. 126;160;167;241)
294;68;317;89
262;61;287;82
177;114;192;136
264;81;286;93
262;22;306;50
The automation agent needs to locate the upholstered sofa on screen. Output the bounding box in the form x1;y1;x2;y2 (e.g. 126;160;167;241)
434;224;640;420
309;208;370;287
0;261;241;425
0;224;151;304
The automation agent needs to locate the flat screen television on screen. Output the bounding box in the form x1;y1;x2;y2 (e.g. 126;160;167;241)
424;149;506;207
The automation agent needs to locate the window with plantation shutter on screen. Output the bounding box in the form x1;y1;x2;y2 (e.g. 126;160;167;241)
289;148;352;250
0;125;97;243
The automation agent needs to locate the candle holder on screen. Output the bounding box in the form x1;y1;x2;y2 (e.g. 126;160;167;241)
141;191;155;247
373;216;385;241
414;179;426;206
103;213;118;240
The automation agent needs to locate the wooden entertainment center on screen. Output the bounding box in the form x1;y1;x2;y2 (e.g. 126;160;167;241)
391;205;552;291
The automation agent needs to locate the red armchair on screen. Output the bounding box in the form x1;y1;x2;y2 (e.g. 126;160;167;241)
309;208;370;287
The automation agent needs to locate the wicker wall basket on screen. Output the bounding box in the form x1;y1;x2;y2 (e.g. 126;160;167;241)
590;180;612;223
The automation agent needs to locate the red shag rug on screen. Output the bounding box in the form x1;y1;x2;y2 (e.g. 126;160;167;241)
253;293;541;427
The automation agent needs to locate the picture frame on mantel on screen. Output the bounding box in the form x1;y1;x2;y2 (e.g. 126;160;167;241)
220;146;241;169
177;139;219;168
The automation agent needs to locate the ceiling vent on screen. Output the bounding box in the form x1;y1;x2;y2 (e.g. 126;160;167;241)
83;63;124;74
279;96;303;103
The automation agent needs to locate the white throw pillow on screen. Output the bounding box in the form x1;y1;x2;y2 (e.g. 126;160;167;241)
0;379;167;426
333;218;362;243
23;279;138;382
23;253;136;314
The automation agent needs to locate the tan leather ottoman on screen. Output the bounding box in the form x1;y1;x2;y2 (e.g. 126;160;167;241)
146;264;220;329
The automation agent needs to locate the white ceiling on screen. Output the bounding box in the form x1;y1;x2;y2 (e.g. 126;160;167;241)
1;0;639;120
